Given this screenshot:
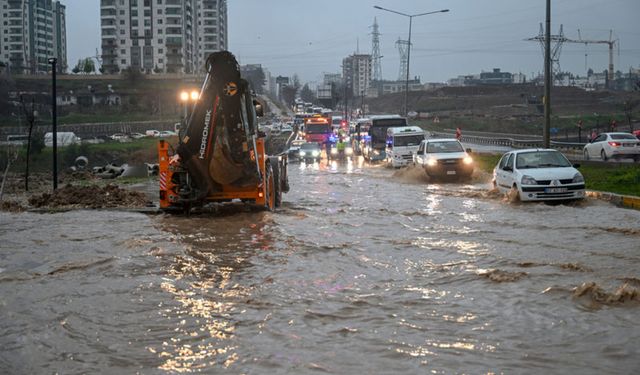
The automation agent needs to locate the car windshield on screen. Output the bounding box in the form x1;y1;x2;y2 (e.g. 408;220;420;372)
306;124;330;134
515;151;571;169
300;143;320;151
426;141;463;153
610;134;637;140
394;135;424;147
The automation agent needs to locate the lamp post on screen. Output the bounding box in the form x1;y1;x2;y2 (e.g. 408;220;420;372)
48;57;58;190
374;6;449;117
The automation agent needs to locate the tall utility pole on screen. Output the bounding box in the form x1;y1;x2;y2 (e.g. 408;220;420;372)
374;6;449;117
49;58;58;190
525;23;567;85
396;39;410;81
543;0;551;148
370;17;382;82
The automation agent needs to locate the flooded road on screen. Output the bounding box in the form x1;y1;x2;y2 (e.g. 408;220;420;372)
1;158;640;374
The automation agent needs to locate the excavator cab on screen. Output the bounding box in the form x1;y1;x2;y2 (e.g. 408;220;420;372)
158;51;288;213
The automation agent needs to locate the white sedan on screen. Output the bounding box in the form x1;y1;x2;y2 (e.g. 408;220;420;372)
583;132;640;161
493;149;585;202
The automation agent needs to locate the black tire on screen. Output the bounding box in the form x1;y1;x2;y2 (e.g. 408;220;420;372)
264;163;276;211
601;149;608;161
583;150;590;161
269;158;283;207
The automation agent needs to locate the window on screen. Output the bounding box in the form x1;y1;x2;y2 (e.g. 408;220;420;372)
158;39;163;43
158;48;163;53
121;59;126;64
157;9;162;14
119;29;124;34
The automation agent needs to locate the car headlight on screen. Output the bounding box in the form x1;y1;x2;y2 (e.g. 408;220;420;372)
572;173;584;183
345;148;353;155
463;156;473;165
427;158;438;167
521;175;537;185
373;150;380;156
331;148;338;155
299;151;306;156
312;150;320;157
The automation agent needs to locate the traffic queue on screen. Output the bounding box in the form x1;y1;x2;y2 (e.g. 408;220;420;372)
266;108;628;203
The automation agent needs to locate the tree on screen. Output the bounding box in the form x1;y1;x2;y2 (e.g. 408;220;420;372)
83;58;96;74
121;66;144;86
241;66;266;94
291;74;301;91
300;83;316;103
280;85;297;107
72;59;83;74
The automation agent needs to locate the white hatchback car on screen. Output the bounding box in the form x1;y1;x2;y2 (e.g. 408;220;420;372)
493;149;585;202
583;132;640;161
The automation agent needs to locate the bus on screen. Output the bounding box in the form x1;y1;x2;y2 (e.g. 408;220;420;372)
362;115;407;161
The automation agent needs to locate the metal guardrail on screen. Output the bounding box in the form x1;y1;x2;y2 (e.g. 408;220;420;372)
0;120;177;139
431;132;586;151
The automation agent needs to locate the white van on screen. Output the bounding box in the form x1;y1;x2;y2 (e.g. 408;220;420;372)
44;132;81;147
385;126;426;167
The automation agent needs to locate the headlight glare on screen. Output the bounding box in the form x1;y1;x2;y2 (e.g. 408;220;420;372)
463;156;473;165
427;158;438;167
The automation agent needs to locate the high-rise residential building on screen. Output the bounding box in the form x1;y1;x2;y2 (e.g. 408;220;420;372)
0;0;67;74
100;0;227;75
342;54;372;97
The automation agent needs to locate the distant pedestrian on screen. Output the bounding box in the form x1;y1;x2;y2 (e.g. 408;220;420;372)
590;129;597;142
455;127;462;141
610;120;617;132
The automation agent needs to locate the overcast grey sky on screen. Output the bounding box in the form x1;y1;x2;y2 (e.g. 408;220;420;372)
64;0;639;84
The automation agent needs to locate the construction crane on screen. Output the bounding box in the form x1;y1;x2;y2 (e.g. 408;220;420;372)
568;29;618;84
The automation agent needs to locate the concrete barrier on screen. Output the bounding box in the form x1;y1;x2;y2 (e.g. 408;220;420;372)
586;191;640;211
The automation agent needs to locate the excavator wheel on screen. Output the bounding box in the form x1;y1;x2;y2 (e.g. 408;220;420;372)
265;163;276;211
269;157;283;207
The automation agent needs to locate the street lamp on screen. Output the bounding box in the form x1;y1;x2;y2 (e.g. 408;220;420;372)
374;5;449;117
48;57;58;190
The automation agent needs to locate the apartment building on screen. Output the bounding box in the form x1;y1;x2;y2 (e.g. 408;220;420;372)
342;54;372;97
0;0;67;74
100;0;227;74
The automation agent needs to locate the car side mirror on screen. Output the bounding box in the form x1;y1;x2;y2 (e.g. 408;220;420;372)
466;148;472;153
503;166;513;172
573;163;581;168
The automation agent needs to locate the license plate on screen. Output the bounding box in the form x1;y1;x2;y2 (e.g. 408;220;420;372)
545;187;567;193
446;170;456;175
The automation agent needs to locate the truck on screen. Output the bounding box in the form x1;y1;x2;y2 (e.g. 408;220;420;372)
157;51;289;213
303;114;334;148
385;126;426;167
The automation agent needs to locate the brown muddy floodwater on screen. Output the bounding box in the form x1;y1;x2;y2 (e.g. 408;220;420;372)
1;158;640;374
